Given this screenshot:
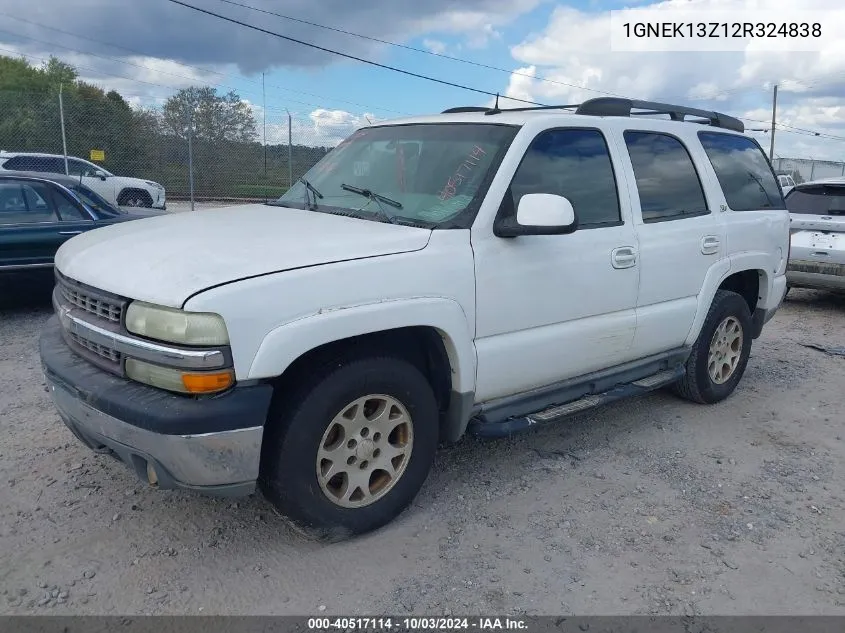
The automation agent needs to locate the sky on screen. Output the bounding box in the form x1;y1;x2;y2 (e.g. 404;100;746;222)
0;0;844;160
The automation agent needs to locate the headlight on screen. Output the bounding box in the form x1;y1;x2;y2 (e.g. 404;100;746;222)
144;181;164;189
125;301;229;346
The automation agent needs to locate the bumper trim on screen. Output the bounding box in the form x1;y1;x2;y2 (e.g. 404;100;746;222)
49;376;262;492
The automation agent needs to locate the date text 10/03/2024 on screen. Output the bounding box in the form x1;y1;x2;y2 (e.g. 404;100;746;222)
307;617;529;631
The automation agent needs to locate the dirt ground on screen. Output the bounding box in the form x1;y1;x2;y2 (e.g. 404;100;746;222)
1;276;844;616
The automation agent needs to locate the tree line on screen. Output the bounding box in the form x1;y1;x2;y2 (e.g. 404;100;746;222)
0;55;332;198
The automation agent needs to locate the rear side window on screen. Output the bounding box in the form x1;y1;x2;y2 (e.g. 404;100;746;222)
785;186;845;216
623;131;708;222
2;156;65;173
698;132;785;211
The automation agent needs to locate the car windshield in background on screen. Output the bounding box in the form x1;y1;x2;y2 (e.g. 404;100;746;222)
786;185;845;216
71;184;120;216
270;123;518;227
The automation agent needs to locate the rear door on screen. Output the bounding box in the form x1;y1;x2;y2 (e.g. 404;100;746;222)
613;127;727;358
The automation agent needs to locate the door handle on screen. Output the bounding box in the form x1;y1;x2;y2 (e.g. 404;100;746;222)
611;246;637;269
701;235;720;255
58;230;83;235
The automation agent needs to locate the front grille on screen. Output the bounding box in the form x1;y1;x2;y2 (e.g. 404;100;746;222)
57;274;124;323
68;331;122;364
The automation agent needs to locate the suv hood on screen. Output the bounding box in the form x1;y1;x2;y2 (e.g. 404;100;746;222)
56;204;432;307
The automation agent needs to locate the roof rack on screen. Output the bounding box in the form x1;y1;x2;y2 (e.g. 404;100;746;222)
440;97;744;133
441;106;493;114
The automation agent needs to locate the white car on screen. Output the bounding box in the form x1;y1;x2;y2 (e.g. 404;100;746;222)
0;151;166;209
778;174;796;196
39;98;789;538
785;177;845;291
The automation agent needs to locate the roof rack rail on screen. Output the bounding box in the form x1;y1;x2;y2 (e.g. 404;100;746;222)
574;97;744;132
439;97;744;132
442;106;492;114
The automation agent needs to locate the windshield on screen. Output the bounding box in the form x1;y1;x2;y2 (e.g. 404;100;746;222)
271;123;518;227
70;184;121;216
786;185;845;216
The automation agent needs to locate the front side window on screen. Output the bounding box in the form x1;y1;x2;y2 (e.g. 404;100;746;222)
785;186;845;216
271;123;518;228
698;132;785;211
504;128;621;227
0;181;57;224
624;131;708;222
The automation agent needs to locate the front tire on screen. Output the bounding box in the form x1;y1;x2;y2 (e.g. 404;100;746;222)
259;355;439;540
672;290;753;404
118;190;153;208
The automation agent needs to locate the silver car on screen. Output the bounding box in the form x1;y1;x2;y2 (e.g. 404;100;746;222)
785;177;845;292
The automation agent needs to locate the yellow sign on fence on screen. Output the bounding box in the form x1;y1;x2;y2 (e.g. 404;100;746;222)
90;149;105;161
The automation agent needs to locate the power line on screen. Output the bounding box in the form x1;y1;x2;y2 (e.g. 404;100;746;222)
0;12;408;116
214;0;625;98
163;0;544;106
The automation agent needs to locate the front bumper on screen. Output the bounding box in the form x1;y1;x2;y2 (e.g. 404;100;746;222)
40;317;273;496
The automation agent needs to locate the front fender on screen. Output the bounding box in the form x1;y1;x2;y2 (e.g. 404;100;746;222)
247;297;477;395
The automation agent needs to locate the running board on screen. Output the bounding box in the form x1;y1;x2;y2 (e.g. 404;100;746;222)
468;366;685;438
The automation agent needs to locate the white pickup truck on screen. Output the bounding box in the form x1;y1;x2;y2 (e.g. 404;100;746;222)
39;98;790;539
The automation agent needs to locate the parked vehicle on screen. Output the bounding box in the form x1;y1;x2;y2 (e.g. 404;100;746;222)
778;173;796;196
0;172;165;273
0;152;166;209
785;177;845;292
38;98;789;538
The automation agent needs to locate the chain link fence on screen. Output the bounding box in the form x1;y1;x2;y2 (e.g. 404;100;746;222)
0;88;344;206
772;157;845;184
5;88;845;206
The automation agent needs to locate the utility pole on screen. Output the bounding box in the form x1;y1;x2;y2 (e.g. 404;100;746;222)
769;84;778;161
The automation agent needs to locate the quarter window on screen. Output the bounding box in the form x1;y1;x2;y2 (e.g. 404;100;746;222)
506;129;621;226
698;132;785;211
624;131;708;222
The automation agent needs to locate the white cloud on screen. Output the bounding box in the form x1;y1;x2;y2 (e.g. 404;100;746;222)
423;39;448;55
502;0;845;160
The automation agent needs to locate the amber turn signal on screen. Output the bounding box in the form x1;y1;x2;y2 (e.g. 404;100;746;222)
181;371;234;394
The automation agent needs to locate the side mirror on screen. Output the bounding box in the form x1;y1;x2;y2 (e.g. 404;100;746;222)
494;193;577;238
95;170;107;181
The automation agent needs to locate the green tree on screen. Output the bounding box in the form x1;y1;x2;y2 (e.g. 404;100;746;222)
162;86;256;142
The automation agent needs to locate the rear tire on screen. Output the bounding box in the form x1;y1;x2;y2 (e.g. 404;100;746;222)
672;290;753;404
259;355;439;541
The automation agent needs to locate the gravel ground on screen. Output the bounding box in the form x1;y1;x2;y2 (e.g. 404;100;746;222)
1;277;844;616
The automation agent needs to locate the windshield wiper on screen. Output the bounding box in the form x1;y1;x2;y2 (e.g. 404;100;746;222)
341;183;402;224
299;177;323;210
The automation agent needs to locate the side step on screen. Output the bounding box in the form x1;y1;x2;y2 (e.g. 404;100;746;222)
468;367;684;438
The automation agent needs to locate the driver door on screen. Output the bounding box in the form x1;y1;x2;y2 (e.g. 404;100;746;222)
471;127;640;402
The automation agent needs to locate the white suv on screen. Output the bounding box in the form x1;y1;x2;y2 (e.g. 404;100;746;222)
0;151;165;209
39;98;789;539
